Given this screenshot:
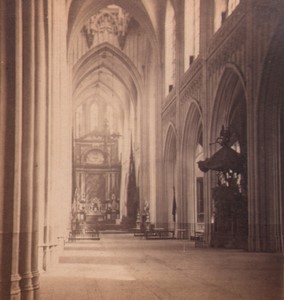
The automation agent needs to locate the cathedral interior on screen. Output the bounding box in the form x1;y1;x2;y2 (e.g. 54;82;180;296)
0;0;284;299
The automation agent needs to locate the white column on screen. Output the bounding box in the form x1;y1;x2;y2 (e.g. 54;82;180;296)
32;0;46;292
19;2;36;299
10;1;24;298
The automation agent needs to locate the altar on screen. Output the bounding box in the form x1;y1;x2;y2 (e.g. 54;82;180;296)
72;126;122;231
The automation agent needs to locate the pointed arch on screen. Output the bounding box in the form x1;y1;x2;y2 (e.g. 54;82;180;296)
67;0;159;62
72;42;143;101
163;123;177;163
160;123;177;229
209;64;248;248
71;43;142;142
210;64;247;153
181;101;203;236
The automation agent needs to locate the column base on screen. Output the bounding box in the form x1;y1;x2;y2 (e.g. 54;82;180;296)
248;224;283;252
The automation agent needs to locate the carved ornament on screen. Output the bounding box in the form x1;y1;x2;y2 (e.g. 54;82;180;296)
81;6;131;50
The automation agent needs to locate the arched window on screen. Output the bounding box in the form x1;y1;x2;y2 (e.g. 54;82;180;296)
90;102;99;131
106;105;114;133
165;0;176;95
184;0;200;71
228;0;240;16
75;105;83;138
214;0;240;32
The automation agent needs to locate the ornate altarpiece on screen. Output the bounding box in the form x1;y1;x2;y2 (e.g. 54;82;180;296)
72;129;121;231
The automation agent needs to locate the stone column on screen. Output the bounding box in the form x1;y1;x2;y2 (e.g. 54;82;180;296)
174;0;191;232
0;0;47;297
200;0;215;246
245;0;261;252
0;1;22;299
32;0;47;293
1;0;69;297
19;1;37;299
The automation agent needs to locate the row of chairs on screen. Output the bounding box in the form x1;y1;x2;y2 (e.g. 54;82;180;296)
134;228;206;247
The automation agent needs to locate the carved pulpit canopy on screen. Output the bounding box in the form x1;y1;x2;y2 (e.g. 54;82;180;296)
197;146;245;174
198;126;245;174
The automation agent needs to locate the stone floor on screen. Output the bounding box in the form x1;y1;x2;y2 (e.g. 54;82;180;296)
40;234;284;300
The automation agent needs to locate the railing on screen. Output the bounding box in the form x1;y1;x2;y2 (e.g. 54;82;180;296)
68;230;100;241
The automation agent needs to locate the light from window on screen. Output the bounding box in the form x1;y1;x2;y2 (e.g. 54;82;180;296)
106;105;114;133
214;0;240;32
184;0;200;71
90;102;99;131
75;105;83;138
165;0;176;95
228;0;240;16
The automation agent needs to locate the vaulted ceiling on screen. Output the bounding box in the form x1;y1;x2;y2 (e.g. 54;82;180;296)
68;0;163;139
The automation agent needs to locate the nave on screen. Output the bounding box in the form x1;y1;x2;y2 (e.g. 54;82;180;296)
1;1;284;298
40;234;283;300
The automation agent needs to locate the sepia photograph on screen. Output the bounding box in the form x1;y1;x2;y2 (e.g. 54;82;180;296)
0;0;283;299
